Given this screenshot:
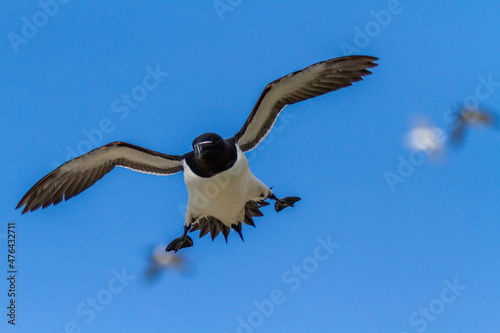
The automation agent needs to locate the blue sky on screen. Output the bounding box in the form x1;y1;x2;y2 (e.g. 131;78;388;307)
2;1;500;332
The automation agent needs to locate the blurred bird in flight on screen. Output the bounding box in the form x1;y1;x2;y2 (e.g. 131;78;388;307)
145;244;187;281
450;106;498;146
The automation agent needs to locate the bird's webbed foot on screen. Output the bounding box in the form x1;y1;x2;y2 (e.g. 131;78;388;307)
166;226;193;252
268;193;301;212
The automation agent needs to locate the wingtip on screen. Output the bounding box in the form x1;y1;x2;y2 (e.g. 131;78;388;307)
333;55;379;71
357;55;379;61
361;56;379;67
16;201;29;214
340;55;379;62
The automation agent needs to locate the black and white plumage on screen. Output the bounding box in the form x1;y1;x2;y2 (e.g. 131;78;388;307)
17;55;378;252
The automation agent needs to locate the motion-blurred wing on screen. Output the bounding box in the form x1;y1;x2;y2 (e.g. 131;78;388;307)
450;115;466;145
450;107;498;146
17;141;183;213
462;108;497;127
233;56;378;152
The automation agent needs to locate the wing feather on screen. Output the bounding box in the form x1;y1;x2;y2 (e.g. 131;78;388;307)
17;141;183;213
234;56;378;151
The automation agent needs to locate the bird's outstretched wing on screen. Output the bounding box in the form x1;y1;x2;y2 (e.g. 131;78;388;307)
17;141;183;214
233;55;378;152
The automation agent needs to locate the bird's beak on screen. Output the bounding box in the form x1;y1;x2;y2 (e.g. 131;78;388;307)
194;141;216;158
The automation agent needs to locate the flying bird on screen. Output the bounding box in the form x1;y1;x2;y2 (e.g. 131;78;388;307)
450;106;498;145
16;55;378;252
145;244;187;281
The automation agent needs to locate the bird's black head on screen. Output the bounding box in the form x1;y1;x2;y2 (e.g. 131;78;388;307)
187;132;237;177
192;133;225;160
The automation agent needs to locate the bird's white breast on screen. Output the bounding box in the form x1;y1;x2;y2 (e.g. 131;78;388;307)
182;146;268;226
